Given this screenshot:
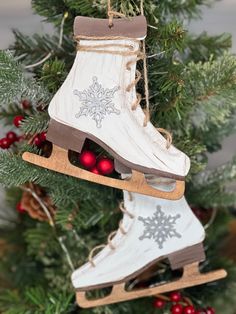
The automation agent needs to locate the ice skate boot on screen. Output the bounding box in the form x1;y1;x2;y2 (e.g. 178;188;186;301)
71;179;227;308
23;16;188;199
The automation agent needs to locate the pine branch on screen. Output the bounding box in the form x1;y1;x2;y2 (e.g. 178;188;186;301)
0;51;24;105
12;31;75;70
0;103;25;125
20;112;49;135
187;32;232;62
41;59;67;93
184;53;236;131
0;51;49;106
0;288;74;314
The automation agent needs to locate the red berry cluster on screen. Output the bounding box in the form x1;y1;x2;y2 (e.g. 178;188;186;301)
153;291;215;314
79;150;114;176
0;114;26;150
0;131;18;149
33;132;47;147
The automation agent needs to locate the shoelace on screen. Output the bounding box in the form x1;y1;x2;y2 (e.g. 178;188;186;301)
88;201;135;267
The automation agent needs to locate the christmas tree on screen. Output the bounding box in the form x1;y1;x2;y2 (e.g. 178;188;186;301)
1;0;236;313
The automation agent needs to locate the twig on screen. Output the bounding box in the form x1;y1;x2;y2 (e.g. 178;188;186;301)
24;12;68;69
147;51;166;59
204;207;218;230
148;24;158;30
20;186;75;271
25;52;53;70
58;236;75;271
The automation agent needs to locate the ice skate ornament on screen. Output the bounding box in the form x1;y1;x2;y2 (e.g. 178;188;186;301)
72;187;227;308
23;14;189;200
74;76;120;128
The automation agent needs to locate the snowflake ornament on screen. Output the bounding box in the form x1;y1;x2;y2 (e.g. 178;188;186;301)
138;206;181;249
73;76;120;128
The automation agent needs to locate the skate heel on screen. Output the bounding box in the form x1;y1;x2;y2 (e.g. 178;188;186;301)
47;119;86;153
168;243;206;270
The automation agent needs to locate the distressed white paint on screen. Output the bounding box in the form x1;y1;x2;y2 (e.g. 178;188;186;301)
72;183;205;289
48;39;190;177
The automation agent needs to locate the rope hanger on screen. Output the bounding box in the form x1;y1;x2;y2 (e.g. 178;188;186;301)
107;0;126;27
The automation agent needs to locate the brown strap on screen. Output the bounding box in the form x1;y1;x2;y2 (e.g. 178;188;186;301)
73;16;147;38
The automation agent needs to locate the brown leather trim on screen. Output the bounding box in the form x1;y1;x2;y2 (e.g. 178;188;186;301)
47;119;185;181
73;16;147;38
75;243;205;292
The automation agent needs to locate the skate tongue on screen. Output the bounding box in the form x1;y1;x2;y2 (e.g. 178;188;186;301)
74;16;147;40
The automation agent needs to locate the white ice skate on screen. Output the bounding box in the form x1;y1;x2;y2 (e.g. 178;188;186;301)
71;179;227;308
23;16;189;200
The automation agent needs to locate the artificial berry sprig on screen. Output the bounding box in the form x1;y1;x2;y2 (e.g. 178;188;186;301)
32;132;48;147
153;291;215;314
13;115;24;128
0;131;18;150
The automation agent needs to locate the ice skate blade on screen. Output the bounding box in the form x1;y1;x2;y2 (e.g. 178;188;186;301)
76;263;227;308
22;144;185;200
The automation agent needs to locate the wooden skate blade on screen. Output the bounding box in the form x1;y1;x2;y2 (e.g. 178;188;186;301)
22;145;185;200
76;264;227;308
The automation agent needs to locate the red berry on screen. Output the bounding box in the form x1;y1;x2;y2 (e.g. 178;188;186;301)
195;311;204;314
79;150;96;169
6;131;17;144
90;166;100;175
153;298;166;309
183;305;195;314
21;99;31;109
0;137;11;149
97;157;114;175
171;304;183;314
170;291;182;302
33;135;42;147
39;131;47;142
16;202;26;213
13;115;24;127
205;307;215;314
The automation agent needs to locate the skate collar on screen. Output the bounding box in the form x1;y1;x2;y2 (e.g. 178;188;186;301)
74;15;147;40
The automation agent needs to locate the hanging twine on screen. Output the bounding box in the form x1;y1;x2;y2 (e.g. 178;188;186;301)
140;0;150;127
107;0;126;27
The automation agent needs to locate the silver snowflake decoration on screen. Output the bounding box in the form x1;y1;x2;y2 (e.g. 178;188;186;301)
138;206;181;249
73;76;120;128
